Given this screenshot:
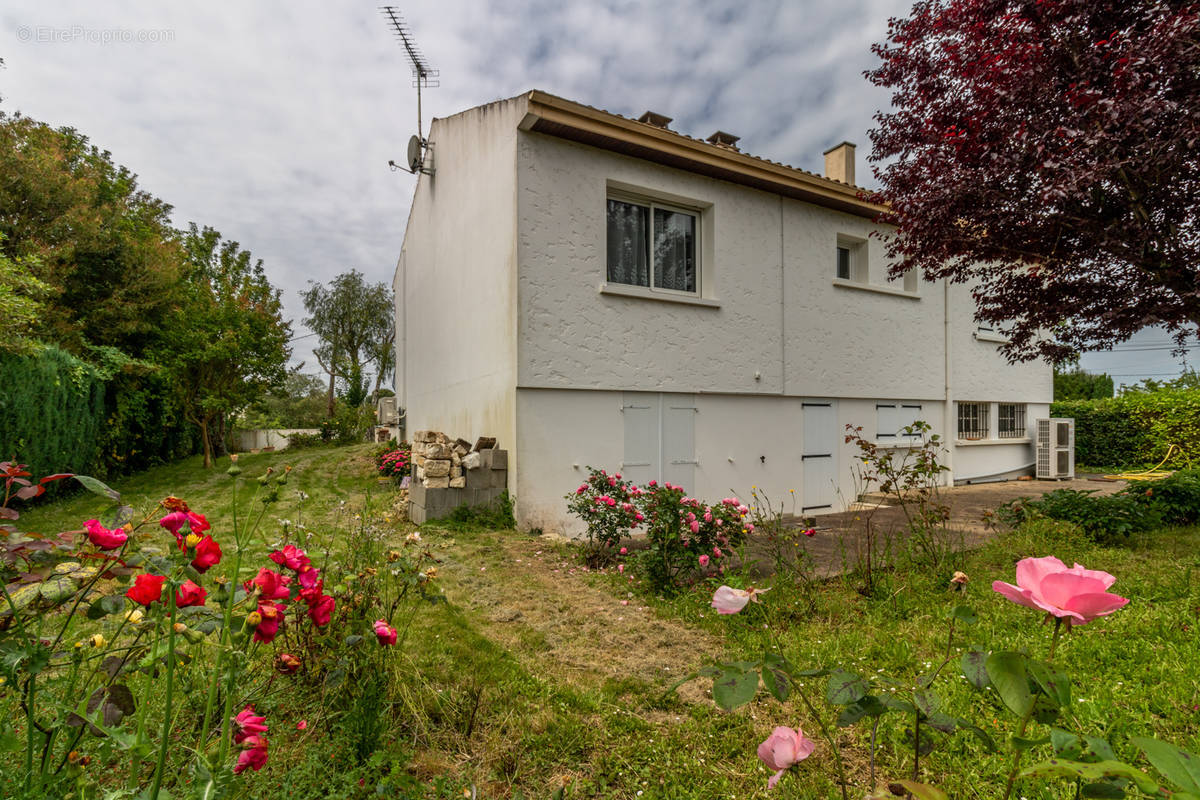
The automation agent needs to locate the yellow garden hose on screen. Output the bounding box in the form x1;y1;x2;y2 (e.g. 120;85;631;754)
1103;444;1183;481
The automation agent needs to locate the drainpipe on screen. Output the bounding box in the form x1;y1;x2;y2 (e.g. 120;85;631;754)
943;278;954;485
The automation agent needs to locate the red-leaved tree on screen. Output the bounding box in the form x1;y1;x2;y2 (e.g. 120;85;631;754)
867;1;1200;362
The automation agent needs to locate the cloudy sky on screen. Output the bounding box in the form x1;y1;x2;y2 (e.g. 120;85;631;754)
1;1;1191;389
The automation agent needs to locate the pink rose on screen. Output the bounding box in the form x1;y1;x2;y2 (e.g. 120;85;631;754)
804;528;815;537
232;705;268;744
757;726;815;789
618;564;625;573
233;735;269;774
619;547;628;555
689;520;700;534
992;556;1129;625
704;511;713;522
84;519;127;550
268;545;310;571
373;619;398;646
698;554;710;568
307;594;335;626
710;585;769;614
296;719;308;731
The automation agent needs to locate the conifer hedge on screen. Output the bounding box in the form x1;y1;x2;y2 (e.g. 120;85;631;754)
0;347;105;477
0;346;200;480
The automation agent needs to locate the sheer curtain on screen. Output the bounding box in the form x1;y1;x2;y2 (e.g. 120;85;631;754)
606;199;649;286
653;208;696;292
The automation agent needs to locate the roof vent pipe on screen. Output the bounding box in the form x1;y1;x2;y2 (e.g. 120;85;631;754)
637;111;673;129
823;141;857;185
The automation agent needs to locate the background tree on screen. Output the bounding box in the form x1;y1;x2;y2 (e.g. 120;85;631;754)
0;113;184;357
300;270;393;414
1053;365;1114;401
0;240;49;354
240;371;330;430
159;225;291;467
867;1;1200;362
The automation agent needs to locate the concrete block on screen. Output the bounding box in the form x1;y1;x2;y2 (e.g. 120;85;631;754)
409;503;427;524
490;449;508;471
425;476;450;490
424;460;451;478
409;480;426;506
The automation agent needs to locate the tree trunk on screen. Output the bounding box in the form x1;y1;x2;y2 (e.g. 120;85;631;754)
326;370;336;417
199;416;213;469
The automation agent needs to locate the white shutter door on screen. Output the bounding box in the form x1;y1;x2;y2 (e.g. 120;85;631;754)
662;394;697;493
621;392;659;487
802;401;838;512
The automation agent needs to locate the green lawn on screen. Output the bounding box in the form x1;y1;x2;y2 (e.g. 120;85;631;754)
6;450;1199;799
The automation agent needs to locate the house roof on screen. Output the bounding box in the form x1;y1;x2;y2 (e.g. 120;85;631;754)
518;90;886;220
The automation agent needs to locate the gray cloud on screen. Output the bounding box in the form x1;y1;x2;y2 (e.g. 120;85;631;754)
2;1;1176;386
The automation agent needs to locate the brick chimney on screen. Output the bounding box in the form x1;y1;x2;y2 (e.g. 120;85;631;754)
823;141;856;185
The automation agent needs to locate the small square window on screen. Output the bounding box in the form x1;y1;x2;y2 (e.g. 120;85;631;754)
835;236;866;282
957;402;989;440
998;403;1026;439
607;196;698;294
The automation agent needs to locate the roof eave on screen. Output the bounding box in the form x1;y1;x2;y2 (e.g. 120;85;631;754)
520;90;887;220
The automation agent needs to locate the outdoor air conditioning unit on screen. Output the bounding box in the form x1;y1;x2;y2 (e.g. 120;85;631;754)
376;396;399;426
1036;418;1075;480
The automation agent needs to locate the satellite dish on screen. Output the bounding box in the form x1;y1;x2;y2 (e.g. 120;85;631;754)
407;135;423;172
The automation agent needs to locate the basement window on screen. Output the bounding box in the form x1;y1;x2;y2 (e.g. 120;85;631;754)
606;196;698;294
998;403;1027;439
957;402;989;440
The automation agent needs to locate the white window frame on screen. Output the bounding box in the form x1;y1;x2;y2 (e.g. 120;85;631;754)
835;234;867;283
606;190;701;298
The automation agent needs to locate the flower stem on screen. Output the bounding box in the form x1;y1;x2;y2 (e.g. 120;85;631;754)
1002;617;1065;800
23;674;36;793
794;686;848;800
149;587;178;800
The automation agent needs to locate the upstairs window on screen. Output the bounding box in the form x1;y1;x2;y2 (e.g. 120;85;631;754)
836;246;851;280
834;235;867;282
607;197;697;294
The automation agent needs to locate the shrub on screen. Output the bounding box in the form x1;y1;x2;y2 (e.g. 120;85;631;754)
286;431;326;449
376;442;411;479
1118;467;1200;525
1052;389;1200;469
437;491;516;531
564;467;643;561
996;488;1161;543
639;482;749;592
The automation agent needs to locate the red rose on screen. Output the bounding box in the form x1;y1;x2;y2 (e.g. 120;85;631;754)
126;574;166;607
306;594;335;626
190;535;222;573
252;602;285;643
84;519;128;551
245;568;291;601
174;580;207;608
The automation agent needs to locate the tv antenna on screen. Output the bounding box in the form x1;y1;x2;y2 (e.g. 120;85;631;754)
380;6;438;175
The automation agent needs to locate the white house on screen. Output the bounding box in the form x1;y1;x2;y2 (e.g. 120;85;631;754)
392;90;1051;535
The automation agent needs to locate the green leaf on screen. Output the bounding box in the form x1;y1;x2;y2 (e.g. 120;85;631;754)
961;650;990;690
1080;780;1127;798
837;695;885;727
712;668;759;711
1021;759;1162;795
913;688;940;717
924;712;957;734
73;475;120;501
1050;728;1083;760
892;780;948;800
98;504;134;530
880;693;916;713
1084;736;1118;762
761;667;790;703
1013;735;1051;751
949;605;977;625
825;670;868;705
1131;737;1200;793
87;594;125;620
38;575;77;605
958;722;997;752
1028;659;1071;707
344;635;363;647
985;651;1034;716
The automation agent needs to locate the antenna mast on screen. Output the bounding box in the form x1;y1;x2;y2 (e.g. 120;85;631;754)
380;7;439;145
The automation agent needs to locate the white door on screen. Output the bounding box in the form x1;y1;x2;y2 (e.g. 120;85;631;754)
621;392;698;492
621;393;659;487
801;401;838;513
662;394;697;492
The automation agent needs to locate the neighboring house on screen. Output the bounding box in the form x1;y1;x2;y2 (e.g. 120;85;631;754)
392;90;1051;535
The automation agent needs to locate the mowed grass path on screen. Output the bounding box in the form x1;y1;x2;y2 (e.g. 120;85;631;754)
12;449;1200;799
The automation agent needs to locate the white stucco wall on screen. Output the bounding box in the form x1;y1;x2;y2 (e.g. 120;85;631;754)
394;98;523;460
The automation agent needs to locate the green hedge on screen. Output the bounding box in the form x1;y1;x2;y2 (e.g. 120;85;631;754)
0;346;200;481
0;347;105;477
1052;390;1200;469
